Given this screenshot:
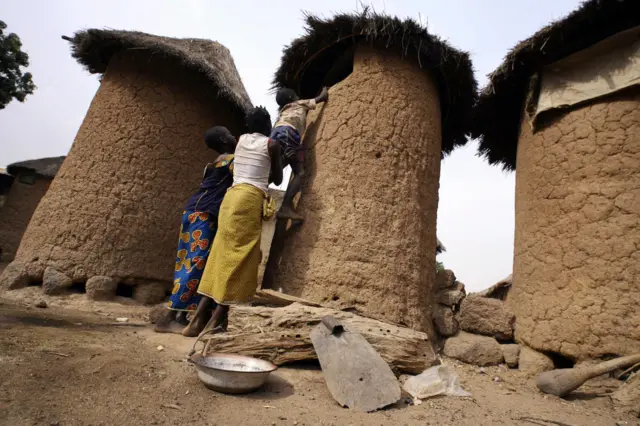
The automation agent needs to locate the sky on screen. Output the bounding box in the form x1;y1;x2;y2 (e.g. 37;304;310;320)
1;0;582;292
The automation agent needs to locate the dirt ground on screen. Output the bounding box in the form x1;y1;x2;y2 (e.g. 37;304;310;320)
0;283;636;425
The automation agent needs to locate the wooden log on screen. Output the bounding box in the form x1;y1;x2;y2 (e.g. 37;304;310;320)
201;303;438;374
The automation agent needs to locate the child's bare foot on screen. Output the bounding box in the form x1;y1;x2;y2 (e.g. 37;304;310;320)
182;316;207;337
197;312;228;337
154;310;185;334
277;206;304;222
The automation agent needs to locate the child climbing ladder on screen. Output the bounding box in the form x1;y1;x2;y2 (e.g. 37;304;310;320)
261;87;329;290
270;86;329;221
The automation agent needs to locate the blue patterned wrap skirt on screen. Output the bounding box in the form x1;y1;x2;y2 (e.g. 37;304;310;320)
168;210;219;311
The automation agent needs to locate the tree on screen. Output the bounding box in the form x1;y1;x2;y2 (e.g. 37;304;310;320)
0;20;35;109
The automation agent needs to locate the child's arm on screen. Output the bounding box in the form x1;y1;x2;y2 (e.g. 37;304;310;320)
314;87;329;104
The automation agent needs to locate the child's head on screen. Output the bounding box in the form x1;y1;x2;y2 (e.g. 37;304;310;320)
245;106;272;136
204;126;236;153
276;88;299;109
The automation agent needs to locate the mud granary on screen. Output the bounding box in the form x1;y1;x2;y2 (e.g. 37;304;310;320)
269;10;477;337
1;29;252;297
0;157;65;261
472;0;640;361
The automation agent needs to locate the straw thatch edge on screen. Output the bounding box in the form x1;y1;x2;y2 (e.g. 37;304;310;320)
272;9;478;156
7;156;66;179
0;169;14;193
472;0;640;171
63;29;252;114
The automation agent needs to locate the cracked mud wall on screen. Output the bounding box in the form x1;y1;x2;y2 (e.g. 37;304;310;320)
0;177;51;260
274;46;442;336
510;87;640;360
12;50;244;284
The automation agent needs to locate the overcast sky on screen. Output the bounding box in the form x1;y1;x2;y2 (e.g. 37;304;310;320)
1;0;582;291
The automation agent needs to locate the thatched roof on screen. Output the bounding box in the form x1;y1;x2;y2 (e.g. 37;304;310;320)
272;10;478;155
62;29;252;114
7;156;66;179
473;274;512;300
472;0;640;171
0;168;14;193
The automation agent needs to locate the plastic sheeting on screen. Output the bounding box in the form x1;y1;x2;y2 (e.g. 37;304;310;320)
529;25;640;127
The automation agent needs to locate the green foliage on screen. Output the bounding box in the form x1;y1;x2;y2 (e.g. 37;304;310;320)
436;261;445;272
0;20;35;109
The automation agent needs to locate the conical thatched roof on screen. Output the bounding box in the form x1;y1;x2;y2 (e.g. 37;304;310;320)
472;0;640;171
272;9;478;155
0;168;14;193
62;29;252;114
6;156;66;178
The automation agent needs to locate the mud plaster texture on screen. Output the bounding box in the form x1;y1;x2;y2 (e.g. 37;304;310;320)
274;46;442;336
0;176;51;260
11;51;244;286
509;88;640;360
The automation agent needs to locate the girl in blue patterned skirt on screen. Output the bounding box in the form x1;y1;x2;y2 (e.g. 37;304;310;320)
154;126;236;333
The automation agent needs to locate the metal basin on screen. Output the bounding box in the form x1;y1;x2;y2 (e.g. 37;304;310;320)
190;352;278;394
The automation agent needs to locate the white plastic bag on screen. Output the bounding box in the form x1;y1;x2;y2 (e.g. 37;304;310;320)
403;365;472;400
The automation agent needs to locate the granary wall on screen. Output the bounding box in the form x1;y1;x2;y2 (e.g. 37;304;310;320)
12;50;244;285
509;87;640;360
0;175;51;261
273;46;442;337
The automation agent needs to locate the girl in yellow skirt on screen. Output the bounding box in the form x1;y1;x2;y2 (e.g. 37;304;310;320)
183;107;283;337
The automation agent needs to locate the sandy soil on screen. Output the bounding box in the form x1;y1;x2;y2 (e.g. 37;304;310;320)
0;284;636;426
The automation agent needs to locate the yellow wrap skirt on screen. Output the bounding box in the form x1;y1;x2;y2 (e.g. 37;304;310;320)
197;184;269;305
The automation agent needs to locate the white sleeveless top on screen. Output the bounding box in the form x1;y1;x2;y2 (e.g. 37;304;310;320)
232;133;271;192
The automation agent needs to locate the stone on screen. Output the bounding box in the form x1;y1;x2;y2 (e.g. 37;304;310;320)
518;346;554;376
502;344;520;368
86;276;118;301
436;269;456;290
34;300;48;309
454;281;466;294
24;260;45;281
42;267;73;295
433;305;459;337
0;261;29;290
436;289;465;307
459;296;515;340
133;282;167;305
442;332;504;366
